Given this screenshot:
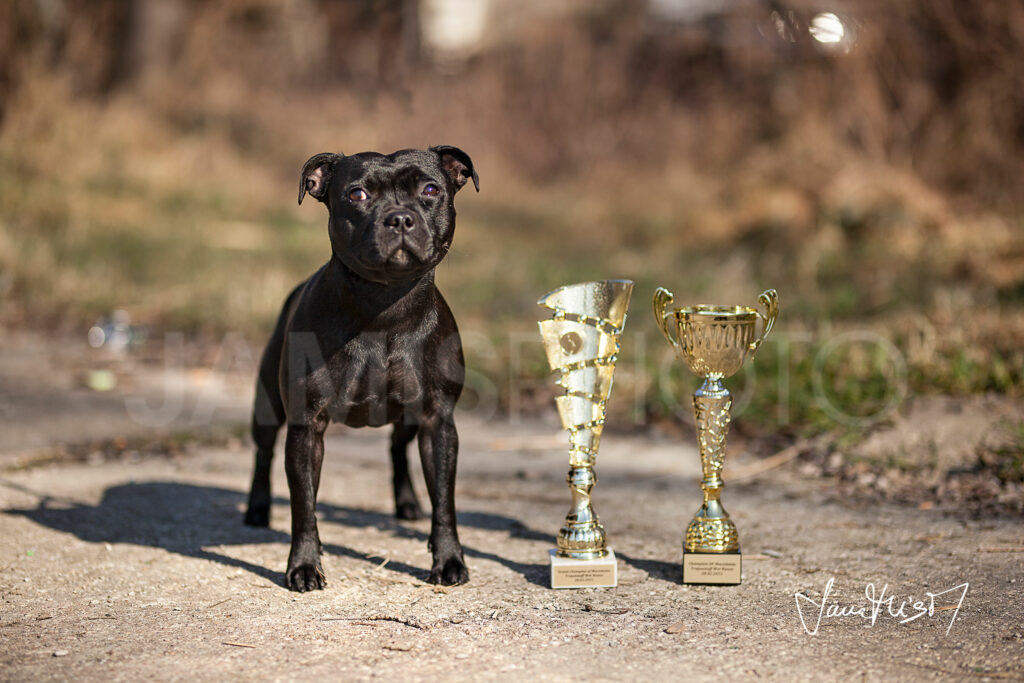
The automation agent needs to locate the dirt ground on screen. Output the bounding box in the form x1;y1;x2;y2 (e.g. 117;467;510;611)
1;331;1022;681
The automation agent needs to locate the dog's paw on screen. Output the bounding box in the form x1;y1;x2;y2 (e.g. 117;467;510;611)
427;556;469;586
285;564;326;592
243;506;270;527
395;499;423;521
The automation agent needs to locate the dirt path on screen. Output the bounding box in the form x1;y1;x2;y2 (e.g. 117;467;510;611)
2;412;1022;682
1;329;1022;681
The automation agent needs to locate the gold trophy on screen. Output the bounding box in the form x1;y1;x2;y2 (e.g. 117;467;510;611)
653;287;778;584
538;279;633;589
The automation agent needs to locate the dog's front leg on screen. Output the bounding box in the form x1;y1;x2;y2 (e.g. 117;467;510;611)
284;414;328;591
417;408;468;585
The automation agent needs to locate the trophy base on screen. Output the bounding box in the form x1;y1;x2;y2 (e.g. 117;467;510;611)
549;549;618;589
682;549;742;585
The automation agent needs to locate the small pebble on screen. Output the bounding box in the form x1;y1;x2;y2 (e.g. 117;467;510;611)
665;621;687;634
53;650;69;657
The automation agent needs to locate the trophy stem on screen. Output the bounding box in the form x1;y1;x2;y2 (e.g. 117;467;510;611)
557;461;608;559
685;375;740;553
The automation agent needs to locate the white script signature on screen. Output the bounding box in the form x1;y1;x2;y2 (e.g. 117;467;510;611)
795;577;968;636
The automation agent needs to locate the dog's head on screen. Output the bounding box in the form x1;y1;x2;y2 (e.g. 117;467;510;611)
297;146;478;285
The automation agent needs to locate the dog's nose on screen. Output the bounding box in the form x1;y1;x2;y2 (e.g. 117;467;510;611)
384;210;416;233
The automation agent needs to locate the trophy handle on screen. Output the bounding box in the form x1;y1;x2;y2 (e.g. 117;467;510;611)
750;289;779;353
652;287;678;349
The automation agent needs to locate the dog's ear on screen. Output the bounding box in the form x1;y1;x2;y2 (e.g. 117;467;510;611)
298;152;342;205
430;145;479;193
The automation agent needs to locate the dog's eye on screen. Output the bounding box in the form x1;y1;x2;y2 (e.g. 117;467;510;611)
422;184;440;197
348;188;369;202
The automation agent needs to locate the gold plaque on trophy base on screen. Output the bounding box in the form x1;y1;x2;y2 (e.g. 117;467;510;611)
549;549;618;589
682;551;742;585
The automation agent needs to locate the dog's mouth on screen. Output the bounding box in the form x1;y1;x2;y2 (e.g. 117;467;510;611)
376;234;431;267
387;247;413;267
353;238;434;283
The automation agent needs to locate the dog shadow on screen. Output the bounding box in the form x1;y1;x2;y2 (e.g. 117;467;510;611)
1;479;551;588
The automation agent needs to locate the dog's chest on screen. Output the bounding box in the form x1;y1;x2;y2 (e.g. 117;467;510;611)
324;342;424;427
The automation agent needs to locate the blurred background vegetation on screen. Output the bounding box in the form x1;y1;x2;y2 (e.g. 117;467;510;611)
0;0;1021;447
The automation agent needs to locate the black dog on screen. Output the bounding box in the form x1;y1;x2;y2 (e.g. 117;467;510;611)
244;146;478;591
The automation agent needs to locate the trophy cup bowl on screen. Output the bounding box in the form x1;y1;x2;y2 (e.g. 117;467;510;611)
653;287;778;584
538;279;633;588
670;306;758;377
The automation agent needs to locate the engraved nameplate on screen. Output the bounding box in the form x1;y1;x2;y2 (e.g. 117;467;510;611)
683;552;742;585
550;549;618;589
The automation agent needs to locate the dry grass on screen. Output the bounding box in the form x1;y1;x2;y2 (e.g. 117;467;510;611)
1;1;1022;435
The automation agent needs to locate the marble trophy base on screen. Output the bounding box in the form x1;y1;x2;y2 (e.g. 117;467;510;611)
682;549;742;585
549;549;618;589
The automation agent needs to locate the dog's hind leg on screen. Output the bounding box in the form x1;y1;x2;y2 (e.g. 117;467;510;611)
244;424;280;527
244;358;285;528
244;285;304;527
390;417;423;520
